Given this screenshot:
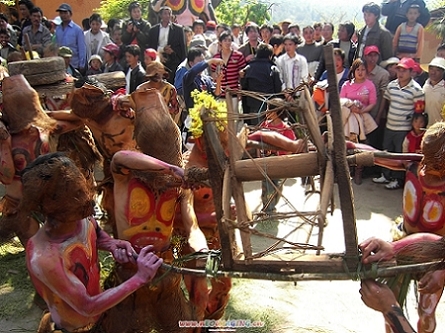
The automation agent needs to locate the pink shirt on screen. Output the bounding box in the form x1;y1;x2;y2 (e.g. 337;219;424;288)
340;79;377;107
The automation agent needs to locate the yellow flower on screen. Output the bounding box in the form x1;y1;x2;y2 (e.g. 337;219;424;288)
189;90;227;138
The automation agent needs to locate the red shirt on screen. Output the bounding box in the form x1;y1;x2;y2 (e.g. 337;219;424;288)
211;51;246;97
261;120;296;156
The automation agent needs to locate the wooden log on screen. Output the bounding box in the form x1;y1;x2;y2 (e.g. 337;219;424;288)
8;56;66;86
324;44;359;271
234;152;319;181
88;71;126;91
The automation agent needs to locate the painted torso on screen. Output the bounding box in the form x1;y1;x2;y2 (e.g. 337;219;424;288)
26;218;100;331
403;165;445;235
115;178;180;252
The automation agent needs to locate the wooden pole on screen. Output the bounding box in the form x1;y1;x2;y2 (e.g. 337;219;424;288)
324;44;359;271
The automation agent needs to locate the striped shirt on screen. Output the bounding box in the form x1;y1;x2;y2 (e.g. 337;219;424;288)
211;51;247;97
397;22;420;54
384;79;424;131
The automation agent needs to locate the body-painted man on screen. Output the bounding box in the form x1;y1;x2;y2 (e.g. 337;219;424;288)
351;122;445;333
22;153;162;333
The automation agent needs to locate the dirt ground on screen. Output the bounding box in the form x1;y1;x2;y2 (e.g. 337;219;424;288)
2;177;445;333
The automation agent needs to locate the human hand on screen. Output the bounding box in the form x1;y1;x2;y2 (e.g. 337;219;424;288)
126;22;134;33
135;245;163;282
245;54;254;62
111;240;137;264
359;279;398;314
359;237;395;264
350;105;361;114
208;58;224;67
418;270;445;294
163;45;173;55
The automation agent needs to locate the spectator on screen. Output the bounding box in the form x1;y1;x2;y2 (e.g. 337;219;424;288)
0;29;17;61
259;23;273;44
18;0;34;46
230;23;241;45
355;2;393;61
210;31;246;113
58;46;82;79
313;22;323;43
297;25;323;76
276;33;308;101
363;45;390;149
314;21;357;81
144;48;158;67
393;4;424;61
381;0;430;35
184;26;193;50
380;57;399;80
22;7;51;57
125;44;146;94
402;111;427;153
55;3;86;72
81;17;90;31
269;34;285;62
86;54;103;75
207;23;237;57
373;57;425;189
238;23;261;63
147;6;186;84
288;23;300;37
0;13;17;47
121;1;151;52
321;22;334;45
423;57;445;127
84;13;112;61
192;19;205;37
241;43;282;126
101;42;124;73
205;21;217;44
272;24;282;36
280;19;291;35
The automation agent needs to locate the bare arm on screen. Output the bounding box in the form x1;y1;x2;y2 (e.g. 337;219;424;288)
180;189;209;252
393;25;402;54
416;25;424;60
46;110;82;122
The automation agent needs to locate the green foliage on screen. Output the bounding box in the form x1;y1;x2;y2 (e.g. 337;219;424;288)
0;0;15;6
97;0;150;22
215;0;271;26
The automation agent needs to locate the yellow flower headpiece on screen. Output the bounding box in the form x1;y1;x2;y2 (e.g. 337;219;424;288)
189;90;227;138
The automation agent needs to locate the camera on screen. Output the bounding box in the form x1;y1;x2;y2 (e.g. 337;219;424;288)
131;20;143;30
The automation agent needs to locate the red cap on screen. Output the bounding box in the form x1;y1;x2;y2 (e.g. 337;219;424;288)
206;20;216;29
397;57;416;70
102;43;120;58
364;45;380;56
144;48;157;60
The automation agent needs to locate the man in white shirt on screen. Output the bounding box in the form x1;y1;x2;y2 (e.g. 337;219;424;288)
423;57;445;127
276;34;308;101
84;13;111;61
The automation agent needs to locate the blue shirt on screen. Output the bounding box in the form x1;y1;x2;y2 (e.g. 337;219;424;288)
56;21;86;69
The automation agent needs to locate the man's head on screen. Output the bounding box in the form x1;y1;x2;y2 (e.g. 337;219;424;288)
322;22;334;41
245;23;259;42
272;24;282;35
283;33;302;55
259;23;273;42
206;20;216;31
0;29;10;48
20;152;95;221
427;57;445;84
19;0;34;19
396;57;416;83
89;13;102;34
218;31;233;49
362;2;380;27
125;44;141;68
231;23;240;36
436;43;445;58
102;42;120;60
187;47;205;67
302;25;314;44
192;19;205;35
364;45;380;67
288;23;300;36
159;6;172;25
30;7;43;27
269;34;284;55
255;43;273;59
338;21;355;42
313;22;322;40
56;3;72;23
0;13;8;30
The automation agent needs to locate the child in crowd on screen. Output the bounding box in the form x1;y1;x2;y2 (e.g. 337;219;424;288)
259;106;296;213
86;54;103;75
393;4;424;61
402;112;428;154
144;48;158;68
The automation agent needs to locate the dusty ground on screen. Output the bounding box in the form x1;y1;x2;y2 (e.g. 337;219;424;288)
1;177;445;333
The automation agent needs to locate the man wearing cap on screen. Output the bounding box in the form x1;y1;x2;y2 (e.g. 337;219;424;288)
423;57;445;127
147;6;187;84
55;3;86;73
58;46;82;79
380;57;400;80
21;7;51;58
102;42;124;73
84;13;111;61
373;57;425;189
355;2;392;61
363;45;390;149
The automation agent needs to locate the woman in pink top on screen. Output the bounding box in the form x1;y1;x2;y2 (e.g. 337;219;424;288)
340;58;378;142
